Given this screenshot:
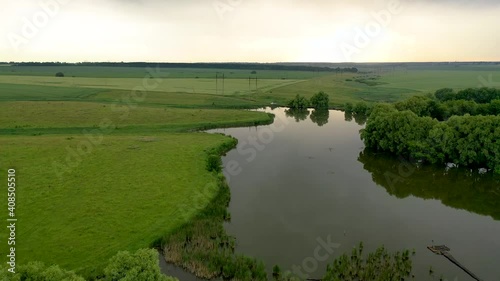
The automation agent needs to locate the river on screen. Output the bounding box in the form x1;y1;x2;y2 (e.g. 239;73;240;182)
165;107;500;281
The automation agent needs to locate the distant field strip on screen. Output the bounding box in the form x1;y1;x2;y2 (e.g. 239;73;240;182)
377;70;500;92
0;101;272;130
0;75;303;95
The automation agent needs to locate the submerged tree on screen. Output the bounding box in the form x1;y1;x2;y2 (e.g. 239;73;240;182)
361;108;500;173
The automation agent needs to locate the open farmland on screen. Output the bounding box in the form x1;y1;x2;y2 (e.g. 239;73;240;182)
0;75;302;96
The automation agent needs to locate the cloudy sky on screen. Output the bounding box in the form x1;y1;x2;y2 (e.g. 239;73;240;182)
1;0;499;62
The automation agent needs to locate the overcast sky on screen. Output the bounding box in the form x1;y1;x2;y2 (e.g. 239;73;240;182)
1;0;499;62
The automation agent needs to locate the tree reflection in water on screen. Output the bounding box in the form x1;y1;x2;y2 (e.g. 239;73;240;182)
358;148;500;220
310;109;329;127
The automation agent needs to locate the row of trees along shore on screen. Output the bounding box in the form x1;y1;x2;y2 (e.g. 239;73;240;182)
287;92;329;110
357;88;500;174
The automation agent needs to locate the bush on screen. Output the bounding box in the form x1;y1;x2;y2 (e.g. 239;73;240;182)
103;249;177;281
55;72;65;77
0;261;84;281
272;265;282;280
323;243;413;281
206;154;222;172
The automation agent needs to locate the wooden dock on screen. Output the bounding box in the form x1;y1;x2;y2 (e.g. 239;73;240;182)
427;245;483;281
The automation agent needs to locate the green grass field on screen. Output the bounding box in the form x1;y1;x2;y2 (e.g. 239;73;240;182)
1;65;498;108
0;75;302;96
263;73;422;106
0;65;330;79
377;70;497;91
0;101;272;134
0;63;499;279
0;133;235;277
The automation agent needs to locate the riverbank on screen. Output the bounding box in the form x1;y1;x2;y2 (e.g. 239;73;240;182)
159;137;268;280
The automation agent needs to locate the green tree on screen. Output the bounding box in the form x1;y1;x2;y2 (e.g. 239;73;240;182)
434;88;455;101
344;102;354;114
55;72;65;77
442;100;478;117
489;99;500;115
361;110;437;157
0;262;85;281
287;94;309;110
394;95;433;117
0;249;177;281
352;101;369;115
310;91;329;109
362;104;500;173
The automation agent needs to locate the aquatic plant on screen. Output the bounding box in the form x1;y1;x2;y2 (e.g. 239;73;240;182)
322;242;413;281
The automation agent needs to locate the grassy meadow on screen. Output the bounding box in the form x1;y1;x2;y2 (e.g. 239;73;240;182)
0;133;235;277
0;65;329;79
0;75;302;96
0;63;499;278
0;101;272;134
1;64;499;108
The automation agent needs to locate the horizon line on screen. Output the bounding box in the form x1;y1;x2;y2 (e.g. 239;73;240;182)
3;61;500;64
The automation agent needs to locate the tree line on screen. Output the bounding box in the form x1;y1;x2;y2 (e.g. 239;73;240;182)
395;90;500;121
1;249;178;281
287;92;330;110
435;87;500;104
9;62;359;73
361;88;500;174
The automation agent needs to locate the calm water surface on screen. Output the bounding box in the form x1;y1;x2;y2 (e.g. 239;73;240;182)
208;107;500;281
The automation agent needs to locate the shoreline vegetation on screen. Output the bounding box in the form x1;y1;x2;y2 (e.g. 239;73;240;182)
358;88;500;174
161;137;269;280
